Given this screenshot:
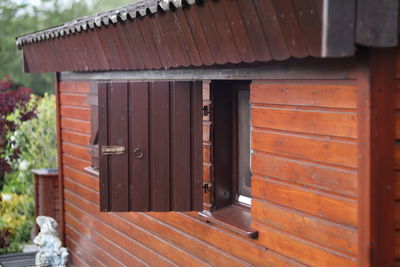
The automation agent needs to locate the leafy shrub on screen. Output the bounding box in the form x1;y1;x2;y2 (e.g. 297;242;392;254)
0;75;36;189
0;94;57;253
0;193;34;253
3;94;57;195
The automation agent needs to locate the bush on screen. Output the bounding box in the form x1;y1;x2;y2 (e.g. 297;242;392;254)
0;94;57;253
3;94;57;195
0;193;34;253
0;75;36;189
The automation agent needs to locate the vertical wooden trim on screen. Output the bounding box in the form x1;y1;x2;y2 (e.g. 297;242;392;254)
98;83;109;211
357;48;396;267
55;72;65;244
191;81;203;211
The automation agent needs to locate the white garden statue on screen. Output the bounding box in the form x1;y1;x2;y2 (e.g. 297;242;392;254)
33;216;69;267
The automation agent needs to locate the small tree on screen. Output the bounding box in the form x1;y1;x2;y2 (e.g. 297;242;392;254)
0;75;36;189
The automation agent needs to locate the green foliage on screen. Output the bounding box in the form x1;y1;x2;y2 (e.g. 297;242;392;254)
0;94;57;253
91;0;139;13
4;94;57;195
0;0;91;95
1;0;139;95
0;193;34;253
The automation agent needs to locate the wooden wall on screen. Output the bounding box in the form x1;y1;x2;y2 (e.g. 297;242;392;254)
58;68;359;266
250;80;357;266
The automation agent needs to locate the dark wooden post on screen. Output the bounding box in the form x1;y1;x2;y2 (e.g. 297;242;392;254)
32;168;59;235
357;48;396;267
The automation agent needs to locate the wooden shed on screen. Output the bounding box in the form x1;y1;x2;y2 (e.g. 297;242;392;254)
15;0;400;266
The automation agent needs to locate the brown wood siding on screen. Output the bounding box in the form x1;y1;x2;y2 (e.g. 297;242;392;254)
250;80;358;266
58;71;363;265
59;80;302;266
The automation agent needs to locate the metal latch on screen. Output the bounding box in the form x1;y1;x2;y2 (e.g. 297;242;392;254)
101;145;125;155
203;182;213;193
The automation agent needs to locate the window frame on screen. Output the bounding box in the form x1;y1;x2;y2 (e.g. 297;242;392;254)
211;80;252;209
199;80;257;239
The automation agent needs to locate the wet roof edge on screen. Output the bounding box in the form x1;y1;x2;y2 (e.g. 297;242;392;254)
16;0;195;48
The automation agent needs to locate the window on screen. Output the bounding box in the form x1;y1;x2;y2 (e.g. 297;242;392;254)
237;89;251;203
199;80;257;238
212;80;252;208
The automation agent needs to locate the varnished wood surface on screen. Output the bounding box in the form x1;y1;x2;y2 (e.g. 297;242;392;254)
250;79;358;266
60;80;300;266
58;67;363;266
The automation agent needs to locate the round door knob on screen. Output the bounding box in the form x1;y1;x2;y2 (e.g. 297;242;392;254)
133;148;144;159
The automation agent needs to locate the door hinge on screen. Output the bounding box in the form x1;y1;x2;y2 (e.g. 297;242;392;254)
202;105;209;116
203;182;213;193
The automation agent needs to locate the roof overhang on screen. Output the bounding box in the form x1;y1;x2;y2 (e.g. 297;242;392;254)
15;0;399;73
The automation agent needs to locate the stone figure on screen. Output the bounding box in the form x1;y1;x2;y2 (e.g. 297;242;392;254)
33;216;68;267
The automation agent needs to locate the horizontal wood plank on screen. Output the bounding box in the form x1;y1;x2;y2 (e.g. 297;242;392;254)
252;199;357;255
60;106;90;121
148;212;306;267
66;237;101;267
251;83;357;109
63;166;98;191
62;154;90;171
251;152;357;197
254;222;357;267
65;201;175;266
252;176;357;227
61;118;91;134
118;213;251;267
65;223;125;267
59;81;90;93
64;180;286;266
65;213;150;266
62;142;91;162
61;130;90;146
64;190;209;266
252;130;357;168
60;94;89;107
203;144;211;163
64;178;98;204
203;121;211;142
251;107;357;138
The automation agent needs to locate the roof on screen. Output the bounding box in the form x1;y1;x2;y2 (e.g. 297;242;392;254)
17;0;324;73
16;0;193;48
15;0;399;73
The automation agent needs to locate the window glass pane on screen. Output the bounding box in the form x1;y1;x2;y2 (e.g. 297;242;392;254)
238;90;251;197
